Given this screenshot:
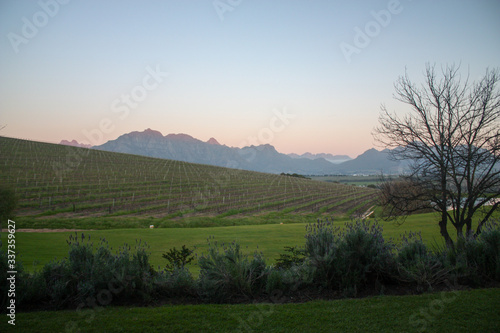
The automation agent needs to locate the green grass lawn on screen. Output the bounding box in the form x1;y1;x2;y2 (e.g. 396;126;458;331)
2;212;457;275
2;288;499;332
10;211;341;230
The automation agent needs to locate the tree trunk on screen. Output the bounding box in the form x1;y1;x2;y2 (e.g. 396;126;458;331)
456;223;464;240
439;211;454;248
464;217;473;238
440;170;454;248
475;202;500;237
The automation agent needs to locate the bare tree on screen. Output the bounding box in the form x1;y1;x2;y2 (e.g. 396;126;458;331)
374;64;500;247
378;177;432;219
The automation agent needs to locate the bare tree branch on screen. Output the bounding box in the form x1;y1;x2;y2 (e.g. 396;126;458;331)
374;64;500;247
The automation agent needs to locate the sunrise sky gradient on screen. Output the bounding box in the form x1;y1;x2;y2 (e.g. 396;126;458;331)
1;0;500;157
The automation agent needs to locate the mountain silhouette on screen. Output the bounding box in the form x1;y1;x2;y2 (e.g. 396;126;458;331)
93;129;405;175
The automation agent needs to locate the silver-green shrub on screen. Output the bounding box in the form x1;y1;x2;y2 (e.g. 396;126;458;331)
304;219;393;295
395;232;449;292
198;238;268;303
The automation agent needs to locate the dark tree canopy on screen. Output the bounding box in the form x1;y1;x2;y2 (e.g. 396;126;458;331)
0;186;17;223
374;64;500;247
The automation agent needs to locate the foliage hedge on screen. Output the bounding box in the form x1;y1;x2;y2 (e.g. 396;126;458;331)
0;186;17;222
1;219;499;311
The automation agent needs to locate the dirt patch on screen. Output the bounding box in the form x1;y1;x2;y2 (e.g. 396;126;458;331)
1;228;91;233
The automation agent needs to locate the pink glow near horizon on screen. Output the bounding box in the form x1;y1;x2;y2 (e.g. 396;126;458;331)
0;125;369;158
1;2;498;160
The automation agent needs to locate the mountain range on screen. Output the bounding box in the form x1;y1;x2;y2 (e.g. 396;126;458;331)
59;139;92;149
64;129;407;175
288;152;352;164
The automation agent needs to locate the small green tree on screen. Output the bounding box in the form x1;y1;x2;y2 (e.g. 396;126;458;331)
275;246;306;269
0;186;17;222
162;245;194;272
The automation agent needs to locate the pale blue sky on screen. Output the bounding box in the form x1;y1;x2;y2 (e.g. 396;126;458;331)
1;0;499;157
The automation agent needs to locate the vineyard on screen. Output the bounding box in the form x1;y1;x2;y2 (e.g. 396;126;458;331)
0;137;378;220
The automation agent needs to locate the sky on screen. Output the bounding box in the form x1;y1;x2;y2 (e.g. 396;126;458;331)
1;0;499;158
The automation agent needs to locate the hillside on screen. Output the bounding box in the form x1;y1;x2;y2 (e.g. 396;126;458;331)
0;136;378;221
334;148;406;175
93;129;408;175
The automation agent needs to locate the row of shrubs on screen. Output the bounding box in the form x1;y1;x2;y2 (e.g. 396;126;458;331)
1;219;499;311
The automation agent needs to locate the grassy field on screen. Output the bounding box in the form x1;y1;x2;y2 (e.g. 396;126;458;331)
2;212;463;275
2;288;499;332
0;137;378;221
7;209;356;230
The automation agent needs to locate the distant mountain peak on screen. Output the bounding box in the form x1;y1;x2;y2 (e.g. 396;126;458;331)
245;144;278;153
207;137;220;145
165;133;199;143
357;148;381;157
143;128;163;136
127;128;163;139
59;139;92;148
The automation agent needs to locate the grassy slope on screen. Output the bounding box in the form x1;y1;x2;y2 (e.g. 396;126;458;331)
2;288;499;332
0;136;377;220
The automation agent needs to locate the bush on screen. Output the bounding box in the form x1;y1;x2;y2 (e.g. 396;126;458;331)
397;232;429;265
335;220;393;295
40;260;72;307
265;264;315;296
304;219;393;295
304;219;339;288
154;267;196;298
479;221;500;280
395;232;450;292
198;238;268;303
0;186;17;221
17;233;157;310
0;247;9;310
265;268;285;294
1;245;51;312
275;246;306;270
0;248;24;311
18;268;47;308
451;220;500;285
162;245;194;272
